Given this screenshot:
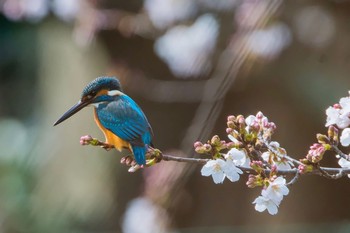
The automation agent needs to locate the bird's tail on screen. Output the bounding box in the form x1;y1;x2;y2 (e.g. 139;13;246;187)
131;145;147;165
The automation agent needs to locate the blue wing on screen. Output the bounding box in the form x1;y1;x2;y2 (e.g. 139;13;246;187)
96;95;152;145
96;95;152;164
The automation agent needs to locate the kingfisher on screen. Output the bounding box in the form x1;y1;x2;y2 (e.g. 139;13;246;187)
53;76;153;165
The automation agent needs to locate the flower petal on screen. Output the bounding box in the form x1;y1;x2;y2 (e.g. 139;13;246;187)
340;128;350;147
266;201;278;215
201;164;212;177
212;172;225;184
253;196;267;212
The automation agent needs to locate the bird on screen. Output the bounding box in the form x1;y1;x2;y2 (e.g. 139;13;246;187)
53;76;153;165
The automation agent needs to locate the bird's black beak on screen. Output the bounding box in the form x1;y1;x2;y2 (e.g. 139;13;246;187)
53;100;90;126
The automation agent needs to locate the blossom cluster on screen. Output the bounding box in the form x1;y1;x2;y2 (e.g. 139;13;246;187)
326;95;350;149
195;93;350;216
299;93;350;174
253;176;289;215
194;112;292;215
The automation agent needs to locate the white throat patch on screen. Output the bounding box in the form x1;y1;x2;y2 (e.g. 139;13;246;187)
107;90;124;96
90;103;101;108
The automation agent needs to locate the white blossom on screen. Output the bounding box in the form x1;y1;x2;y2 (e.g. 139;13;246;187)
226;148;250;168
262;177;289;204
340;97;350;113
253;177;289;215
325;98;350;129
245;115;257;126
340;128;350;147
228;134;239;144
201;159;226;184
337;156;350;178
201;158;242;184
325;106;341;126
223;160;243;182
253;195;278;215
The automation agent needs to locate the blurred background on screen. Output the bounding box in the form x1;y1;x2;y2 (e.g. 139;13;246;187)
1;0;350;232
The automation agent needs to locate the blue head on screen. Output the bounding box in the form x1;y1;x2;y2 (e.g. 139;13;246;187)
82;76;122;99
54;76;122;126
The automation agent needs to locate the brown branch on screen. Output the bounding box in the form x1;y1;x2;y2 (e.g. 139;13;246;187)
332;145;350;161
161;154;208;164
161;154;350;178
81;136;350;180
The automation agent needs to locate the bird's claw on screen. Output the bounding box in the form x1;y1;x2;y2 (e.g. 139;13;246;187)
120;155;136;166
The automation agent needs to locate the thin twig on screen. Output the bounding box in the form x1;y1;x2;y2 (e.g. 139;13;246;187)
162;154;208;164
332;145;350;161
286;171;300;186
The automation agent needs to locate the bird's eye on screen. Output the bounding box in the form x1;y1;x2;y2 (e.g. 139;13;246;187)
86;91;97;99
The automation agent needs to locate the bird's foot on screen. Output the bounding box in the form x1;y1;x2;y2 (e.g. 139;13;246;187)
120;155;144;172
146;147;163;164
80;135;114;151
120;155;136;166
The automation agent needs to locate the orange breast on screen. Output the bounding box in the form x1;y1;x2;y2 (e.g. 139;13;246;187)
94;109;131;151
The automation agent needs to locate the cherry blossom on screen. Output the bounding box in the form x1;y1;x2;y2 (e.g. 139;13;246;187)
226;148;250;168
201;158;242;184
201;159;227;184
340;128;350;147
262;177;289;204
326;97;350;129
253;195;278;215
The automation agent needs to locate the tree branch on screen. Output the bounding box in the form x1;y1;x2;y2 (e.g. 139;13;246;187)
80;135;350;179
332;145;350;161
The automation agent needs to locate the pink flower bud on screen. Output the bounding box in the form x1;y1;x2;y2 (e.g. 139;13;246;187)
236;115;245;124
298;164;306;174
227;115;236;122
262;118;269;128
211;135;221;145
268;122;276;131
246;174;258;188
194;141;203;148
256;111;264;120
204;144;212;151
252;122;260;131
306;143;325;163
80;135;93;145
227;121;235;129
333;103;341;109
